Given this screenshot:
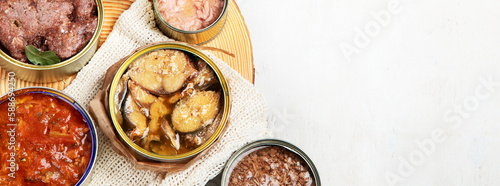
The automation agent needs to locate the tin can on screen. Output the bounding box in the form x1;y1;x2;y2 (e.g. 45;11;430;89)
153;0;228;44
108;42;231;162
221;139;321;186
0;87;98;185
0;0;103;83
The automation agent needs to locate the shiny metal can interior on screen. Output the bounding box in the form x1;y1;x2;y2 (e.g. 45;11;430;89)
108;42;231;162
221;139;321;186
0;0;103;83
153;0;228;45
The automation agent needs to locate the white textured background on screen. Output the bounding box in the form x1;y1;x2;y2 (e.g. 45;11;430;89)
227;0;500;185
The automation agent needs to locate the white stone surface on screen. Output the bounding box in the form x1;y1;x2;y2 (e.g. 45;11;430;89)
233;0;500;185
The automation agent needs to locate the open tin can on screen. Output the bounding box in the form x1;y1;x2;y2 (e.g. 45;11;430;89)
0;0;103;83
153;0;229;44
108;42;231;162
221;139;321;186
0;87;98;185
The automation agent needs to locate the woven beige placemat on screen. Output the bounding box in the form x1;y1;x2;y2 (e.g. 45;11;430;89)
62;0;271;185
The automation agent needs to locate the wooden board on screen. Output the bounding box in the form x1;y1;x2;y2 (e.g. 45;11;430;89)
0;0;254;95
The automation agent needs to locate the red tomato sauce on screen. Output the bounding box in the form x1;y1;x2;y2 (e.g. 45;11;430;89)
0;93;92;185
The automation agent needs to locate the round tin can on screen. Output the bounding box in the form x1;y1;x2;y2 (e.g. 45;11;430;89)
153;0;228;44
0;0;103;83
221;139;321;186
0;87;98;185
108;42;231;162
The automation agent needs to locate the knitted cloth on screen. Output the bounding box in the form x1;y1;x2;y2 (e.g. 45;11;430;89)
63;0;271;185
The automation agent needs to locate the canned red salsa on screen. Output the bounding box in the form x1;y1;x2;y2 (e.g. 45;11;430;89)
0;92;92;185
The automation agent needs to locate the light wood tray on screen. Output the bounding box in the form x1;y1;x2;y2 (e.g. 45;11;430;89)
0;0;254;95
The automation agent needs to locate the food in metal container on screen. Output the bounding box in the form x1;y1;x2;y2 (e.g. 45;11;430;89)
157;0;224;31
114;49;223;155
128;49;197;95
171;90;220;133
0;92;94;185
228;146;316;186
0;0;98;63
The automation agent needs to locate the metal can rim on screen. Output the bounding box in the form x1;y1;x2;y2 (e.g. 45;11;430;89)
0;87;99;185
152;0;229;34
108;42;231;161
221;139;321;186
0;0;103;70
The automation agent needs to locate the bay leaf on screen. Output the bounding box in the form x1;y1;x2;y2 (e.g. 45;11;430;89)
25;45;61;65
